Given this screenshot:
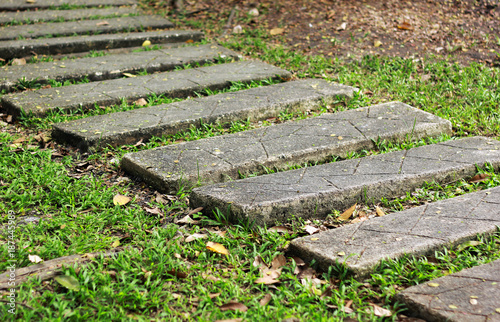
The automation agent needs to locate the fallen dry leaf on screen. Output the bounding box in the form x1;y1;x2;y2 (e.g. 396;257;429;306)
113;194;131;206
253;255;266;269
185;233;207;243
209;293;220;299
268;226;293;234
167;269;188;279
144;206;162;215
374;40;383;47
12;58;26;66
255;275;280;284
338;204;356;221
397;21;414;30
428;283;440;287
206;241;229;255
122;72;136;78
270;27;284;35
96;21;110;26
368;303;392;317
259;293;272;306
468;173;491;183
111;240;120;248
304;225;319;235
142;40;151;47
175;215;197;224
337;22;347;31
26;0;36;3
134;98;148;106
219;302;248;312
28;254;43;263
375;206;386;217
271;254;287;270
55;275;80;291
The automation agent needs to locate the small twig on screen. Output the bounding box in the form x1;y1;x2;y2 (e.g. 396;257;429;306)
220;6;238;38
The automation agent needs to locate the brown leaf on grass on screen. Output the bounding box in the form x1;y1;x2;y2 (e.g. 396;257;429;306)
375;206;386;217
113;194;131;206
268;225;293;234
209;292;220;299
12;58;26;66
304;225;319;235
187;207;203;216
96;21;110;26
271;254;287;270
255;275;280;284
270;27;284;35
339;204;356;221
397;21;414;30
155;193;169;204
174;215;197;224
206;241;229;255
259;293;272;306
297;266;316;280
144;206;162;215
468;173;491;183
219;302;248;312
185;233;207;243
367;303;392;317
134;98;148;106
167;269;188;279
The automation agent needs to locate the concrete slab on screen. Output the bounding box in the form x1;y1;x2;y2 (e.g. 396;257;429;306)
0;30;203;60
55;79;356;150
288;186;500;277
2;60;291;118
0;44;241;92
396;258;500;321
189;137;500;227
0;7;138;25
0;15;173;41
0;0;137;11
121;102;450;193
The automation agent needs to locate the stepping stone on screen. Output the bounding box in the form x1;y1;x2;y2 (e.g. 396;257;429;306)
0;30;203;60
0;44;240;92
55;79;357;150
189;137;500;227
0;7;138;25
289;186;500;276
0;15;173;41
396;258;500;321
122;102;450;194
2;60;291;118
0;0;137;11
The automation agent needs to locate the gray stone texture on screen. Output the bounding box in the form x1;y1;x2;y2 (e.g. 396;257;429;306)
289;186;500;277
189;137;500;227
0;7;138;25
54;79;356;150
121;102;450;193
0;30;203;60
2;60;290;118
0;0;137;11
396;258;500;321
0;44;240;92
0;15;173;41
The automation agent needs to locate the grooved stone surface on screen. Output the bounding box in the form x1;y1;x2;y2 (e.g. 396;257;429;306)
0;0;137;11
289;186;500;277
2;60;291;118
0;7;138;25
0;15;173;41
121;102;450;193
396;258;500;321
0;44;240;92
55;79;356;150
0;30;203;60
190;137;500;227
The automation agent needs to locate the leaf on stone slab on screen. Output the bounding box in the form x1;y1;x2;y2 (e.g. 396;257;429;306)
268;225;293;234
142;40;151;47
206;241;229;255
96;21;110;26
428;283;440;287
375;206;386;217
28;254;43;263
368;303;392;317
339;204;356;221
123;72;136;78
219;302;248;312
468;173;491;183
185;233;207;243
304;225;319;235
12;58;26;66
134;98;148;106
259;293;272;306
270;27;284;35
55;275;80;291
113;194;131;206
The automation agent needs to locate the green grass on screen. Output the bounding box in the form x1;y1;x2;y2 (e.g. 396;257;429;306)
1;3;500;321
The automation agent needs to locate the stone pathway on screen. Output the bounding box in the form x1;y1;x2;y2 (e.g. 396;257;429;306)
121;101;450;193
396;258;500;321
1;3;499;320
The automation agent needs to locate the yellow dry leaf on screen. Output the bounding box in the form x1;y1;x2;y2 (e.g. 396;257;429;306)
206;241;229;255
113;194;131;206
270;27;284;36
375;206;386;217
428;283;440;287
123;73;136;78
339;204;356;221
142;40;151;47
112;240;120;248
28;254;43;263
374;40;383;47
337;251;346;256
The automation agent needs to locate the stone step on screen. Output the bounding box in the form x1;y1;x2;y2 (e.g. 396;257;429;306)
0;44;240;92
54;79;357;150
396;258;500;321
0;30;203;60
0;0;137;11
189;137;500;227
0;15;173;41
289;186;500;277
2;60;291;118
122;102;451;194
0;7;139;25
